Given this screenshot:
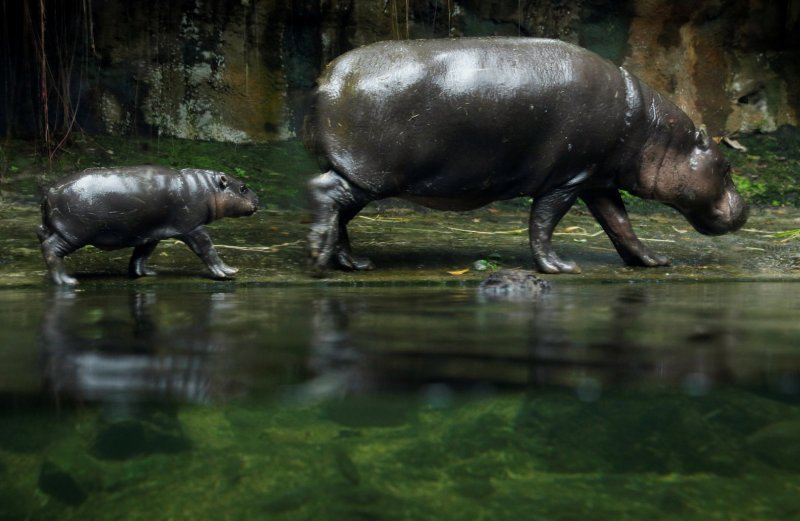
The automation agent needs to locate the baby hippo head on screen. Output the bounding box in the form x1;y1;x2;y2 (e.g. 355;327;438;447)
188;169;260;219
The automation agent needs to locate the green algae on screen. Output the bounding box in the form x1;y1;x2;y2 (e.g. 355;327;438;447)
724;126;800;207
1;278;799;519
2;387;799;520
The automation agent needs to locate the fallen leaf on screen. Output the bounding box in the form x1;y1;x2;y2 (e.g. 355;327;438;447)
563;226;587;234
447;268;470;276
722;136;748;152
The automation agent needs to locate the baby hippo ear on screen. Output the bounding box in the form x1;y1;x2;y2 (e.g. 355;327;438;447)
218;174;229;190
695;125;711;151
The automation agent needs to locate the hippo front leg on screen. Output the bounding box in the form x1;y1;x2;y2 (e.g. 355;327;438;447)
529;187;582;274
177;227;238;279
581;189;670;267
307;170;374;273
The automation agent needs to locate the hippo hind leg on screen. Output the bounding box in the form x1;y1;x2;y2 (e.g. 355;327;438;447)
307;170;374;273
529;183;583;274
177;227;238;279
37;225;79;285
129;242;159;278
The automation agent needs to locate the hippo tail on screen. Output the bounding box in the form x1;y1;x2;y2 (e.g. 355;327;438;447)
39;191;50;221
38;191;66;242
301;86;332;171
37;194;51;238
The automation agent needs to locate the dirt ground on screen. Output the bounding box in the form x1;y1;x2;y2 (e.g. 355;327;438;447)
2;202;799;289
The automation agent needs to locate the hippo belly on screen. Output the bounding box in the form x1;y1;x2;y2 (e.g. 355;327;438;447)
305;37;747;274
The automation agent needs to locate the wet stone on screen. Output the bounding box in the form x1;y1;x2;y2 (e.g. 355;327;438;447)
38;460;88;506
477;269;551;301
90;410;191;460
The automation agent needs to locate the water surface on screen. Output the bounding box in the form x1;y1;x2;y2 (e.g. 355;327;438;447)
1;282;799;520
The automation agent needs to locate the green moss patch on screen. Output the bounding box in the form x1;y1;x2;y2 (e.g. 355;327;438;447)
723;126;800;207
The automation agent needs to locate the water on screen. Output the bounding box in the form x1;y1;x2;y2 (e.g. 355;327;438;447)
1;282;799;520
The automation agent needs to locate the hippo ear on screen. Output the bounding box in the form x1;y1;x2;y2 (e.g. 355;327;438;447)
696;125;711;151
218;175;229;190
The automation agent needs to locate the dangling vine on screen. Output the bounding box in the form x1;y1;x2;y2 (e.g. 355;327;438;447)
11;0;96;161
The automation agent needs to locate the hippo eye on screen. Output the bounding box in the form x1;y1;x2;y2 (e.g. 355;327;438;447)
239;185;249;195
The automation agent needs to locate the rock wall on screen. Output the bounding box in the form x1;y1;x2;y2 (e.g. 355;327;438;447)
1;0;798;141
622;0;800;133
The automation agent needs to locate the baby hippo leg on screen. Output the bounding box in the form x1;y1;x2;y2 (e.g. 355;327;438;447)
37;225;79;285
128;242;160;278
177;226;238;279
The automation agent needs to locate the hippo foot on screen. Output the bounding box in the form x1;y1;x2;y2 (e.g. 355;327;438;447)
628;251;671;268
129;266;157;278
209;264;238;279
310;242;374;274
51;272;78;286
535;254;581;274
221;264;239;276
335;250;374;271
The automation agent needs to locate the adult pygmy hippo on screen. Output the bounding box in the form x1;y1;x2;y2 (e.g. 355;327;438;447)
38;166;259;285
305;37;748;273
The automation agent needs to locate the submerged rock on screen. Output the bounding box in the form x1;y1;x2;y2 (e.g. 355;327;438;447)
478;269;551;301
90;409;191;460
747;420;800;471
38;460;88;506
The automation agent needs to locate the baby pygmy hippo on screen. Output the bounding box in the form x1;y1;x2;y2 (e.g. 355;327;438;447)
38;166;259;285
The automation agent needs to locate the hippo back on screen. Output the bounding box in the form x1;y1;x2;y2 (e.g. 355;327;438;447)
306;38;639;208
42;166;223;247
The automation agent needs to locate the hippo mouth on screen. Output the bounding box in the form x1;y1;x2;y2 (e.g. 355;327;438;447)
242;197;260;216
683;193;749;236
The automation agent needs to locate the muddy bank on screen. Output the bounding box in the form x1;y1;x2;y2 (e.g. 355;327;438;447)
2;202;799;289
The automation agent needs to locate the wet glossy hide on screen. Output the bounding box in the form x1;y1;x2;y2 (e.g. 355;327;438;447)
38;166;259;285
305;37;748;274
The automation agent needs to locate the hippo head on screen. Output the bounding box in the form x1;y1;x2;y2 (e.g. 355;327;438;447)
640;126;748;236
212;171;260;218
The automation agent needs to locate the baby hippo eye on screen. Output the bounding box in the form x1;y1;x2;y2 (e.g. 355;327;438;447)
239;185;249;195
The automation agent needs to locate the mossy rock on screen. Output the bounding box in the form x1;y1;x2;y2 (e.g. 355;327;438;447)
90;408;191;460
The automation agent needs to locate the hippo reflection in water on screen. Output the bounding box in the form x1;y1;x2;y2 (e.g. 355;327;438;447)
305;37;748;274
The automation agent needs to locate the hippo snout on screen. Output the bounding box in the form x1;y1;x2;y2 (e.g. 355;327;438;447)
690;190;748;236
726;191;749;232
